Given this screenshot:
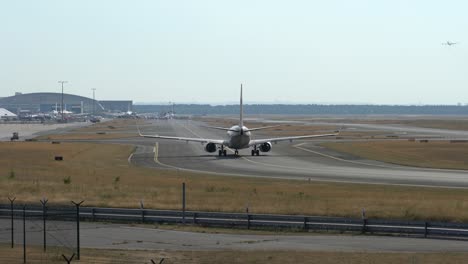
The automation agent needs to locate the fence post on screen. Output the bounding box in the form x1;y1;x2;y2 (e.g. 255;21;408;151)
8;196;15;248
140;200;145;223
424;222;428;238
247;214;251;230
361;208;367;234
303;217;308;231
182;182;186;224
71;201;84;261
92;208;96;222
193;212;197;224
40;198;48;252
23;205;26;264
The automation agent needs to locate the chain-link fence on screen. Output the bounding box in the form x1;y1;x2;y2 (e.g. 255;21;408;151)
0;200;78;263
0;200;171;264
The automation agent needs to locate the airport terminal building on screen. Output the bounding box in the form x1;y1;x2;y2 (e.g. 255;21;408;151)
0;92;132;114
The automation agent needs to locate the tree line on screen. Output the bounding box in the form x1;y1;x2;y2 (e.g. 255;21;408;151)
134;104;468;115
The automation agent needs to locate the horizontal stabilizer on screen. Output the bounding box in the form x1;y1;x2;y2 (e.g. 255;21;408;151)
244;125;281;132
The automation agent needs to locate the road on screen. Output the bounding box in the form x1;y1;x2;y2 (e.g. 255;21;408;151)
1;219;468;252
0;122;90;141
124;119;468;188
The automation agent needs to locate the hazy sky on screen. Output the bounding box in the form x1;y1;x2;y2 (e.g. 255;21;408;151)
1;0;467;105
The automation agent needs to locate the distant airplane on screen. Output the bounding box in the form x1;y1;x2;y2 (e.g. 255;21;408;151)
139;85;339;156
442;41;458;46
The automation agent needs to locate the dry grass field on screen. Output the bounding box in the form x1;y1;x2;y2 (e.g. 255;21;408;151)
3;141;468;221
75;119;145;132
2;244;468;264
361;119;468;131
323;140;468;170
35;132;138;140
34;119;143;140
278;117;468;131
403;119;468;131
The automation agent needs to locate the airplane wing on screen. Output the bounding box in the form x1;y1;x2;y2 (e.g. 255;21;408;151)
138;128;226;145
249;133;338;146
140;133;226;144
201;125;233;131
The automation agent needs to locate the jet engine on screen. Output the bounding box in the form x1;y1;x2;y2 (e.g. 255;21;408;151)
259;142;272;152
204;142;217;153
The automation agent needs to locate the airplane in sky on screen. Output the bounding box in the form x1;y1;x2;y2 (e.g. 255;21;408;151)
442;41;458;46
139;85;338;156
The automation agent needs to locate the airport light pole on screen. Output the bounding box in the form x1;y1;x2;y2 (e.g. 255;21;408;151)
58;81;68;121
91;88;96;116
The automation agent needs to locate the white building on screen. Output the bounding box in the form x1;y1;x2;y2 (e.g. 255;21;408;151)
0;108;17;119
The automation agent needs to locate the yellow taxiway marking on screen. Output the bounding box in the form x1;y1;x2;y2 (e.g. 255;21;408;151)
153;142;181;170
127;153;134;164
154;142;159;164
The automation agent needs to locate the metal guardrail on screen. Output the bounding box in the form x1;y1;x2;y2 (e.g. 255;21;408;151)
2;204;468;238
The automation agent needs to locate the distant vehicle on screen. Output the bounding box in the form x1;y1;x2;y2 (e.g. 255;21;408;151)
90;116;101;123
442;41;458;46
139;85;339;156
10;132;19;141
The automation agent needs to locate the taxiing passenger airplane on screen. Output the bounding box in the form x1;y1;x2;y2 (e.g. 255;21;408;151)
139;85;338;156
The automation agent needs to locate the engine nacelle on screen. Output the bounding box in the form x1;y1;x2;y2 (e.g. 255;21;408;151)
259;142;272;152
204;142;217;153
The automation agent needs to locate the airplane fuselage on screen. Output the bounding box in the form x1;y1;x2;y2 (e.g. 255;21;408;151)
226;125;251;149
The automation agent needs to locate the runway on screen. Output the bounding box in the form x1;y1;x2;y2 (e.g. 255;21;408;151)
128;119;468;188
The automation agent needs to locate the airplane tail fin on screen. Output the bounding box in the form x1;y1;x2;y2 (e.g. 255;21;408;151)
240;84;244;128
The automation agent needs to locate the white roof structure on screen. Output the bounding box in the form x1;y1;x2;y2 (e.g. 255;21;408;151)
0;108;17;118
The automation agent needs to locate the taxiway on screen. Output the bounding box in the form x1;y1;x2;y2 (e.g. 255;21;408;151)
125;119;468;188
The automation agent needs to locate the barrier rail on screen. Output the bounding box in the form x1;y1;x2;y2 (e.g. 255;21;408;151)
2;204;468;238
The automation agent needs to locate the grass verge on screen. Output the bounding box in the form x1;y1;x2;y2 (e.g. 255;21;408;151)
1;244;468;264
3;142;468;222
34;119;143;140
322;140;468;170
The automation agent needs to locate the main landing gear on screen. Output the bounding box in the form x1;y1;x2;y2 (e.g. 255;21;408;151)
251;146;260;156
218;146;227;157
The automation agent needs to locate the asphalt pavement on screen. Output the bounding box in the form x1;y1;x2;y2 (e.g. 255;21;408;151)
128;119;468;188
1;219;468;252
